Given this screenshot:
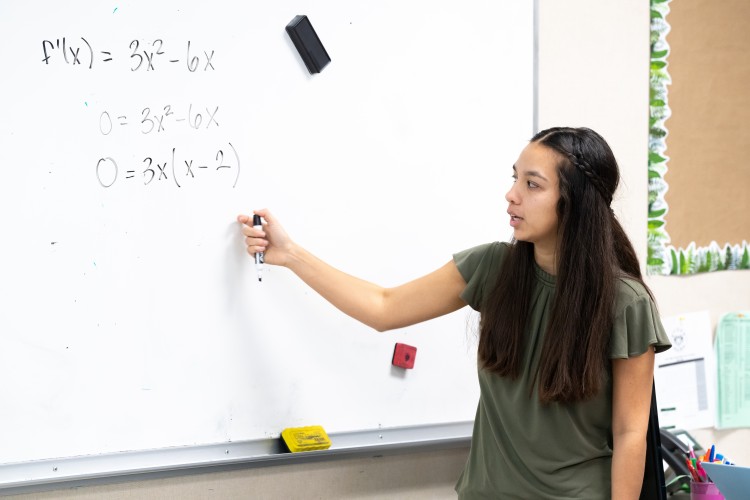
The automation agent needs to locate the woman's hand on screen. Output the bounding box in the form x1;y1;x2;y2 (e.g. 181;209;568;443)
237;208;294;267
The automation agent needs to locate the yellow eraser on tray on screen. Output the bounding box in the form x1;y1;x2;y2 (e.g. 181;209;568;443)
281;425;332;452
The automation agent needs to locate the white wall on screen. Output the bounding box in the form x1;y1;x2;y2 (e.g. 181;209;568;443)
13;1;748;498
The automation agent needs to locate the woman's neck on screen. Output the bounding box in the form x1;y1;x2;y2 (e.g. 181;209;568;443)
533;244;557;276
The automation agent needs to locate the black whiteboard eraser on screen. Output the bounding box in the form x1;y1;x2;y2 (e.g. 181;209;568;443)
285;15;331;74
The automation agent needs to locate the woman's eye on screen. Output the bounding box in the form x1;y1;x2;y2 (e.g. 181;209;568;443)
527;181;538;189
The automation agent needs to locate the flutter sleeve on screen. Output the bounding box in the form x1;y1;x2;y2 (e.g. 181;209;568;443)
452;242;507;312
610;289;672;359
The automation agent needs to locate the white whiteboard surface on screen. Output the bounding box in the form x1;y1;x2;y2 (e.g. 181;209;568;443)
0;0;533;468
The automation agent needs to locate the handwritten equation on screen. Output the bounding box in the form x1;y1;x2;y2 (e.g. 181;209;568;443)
100;104;219;135
96;144;240;189
41;38;215;72
40;35;241;190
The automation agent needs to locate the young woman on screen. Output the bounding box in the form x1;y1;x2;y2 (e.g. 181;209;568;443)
237;127;671;499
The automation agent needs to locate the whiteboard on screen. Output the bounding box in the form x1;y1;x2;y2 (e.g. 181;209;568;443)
0;0;533;468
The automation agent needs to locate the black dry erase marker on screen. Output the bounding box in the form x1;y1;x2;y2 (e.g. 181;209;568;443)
253;214;264;282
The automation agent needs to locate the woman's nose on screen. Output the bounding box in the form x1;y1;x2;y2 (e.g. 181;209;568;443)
505;183;519;204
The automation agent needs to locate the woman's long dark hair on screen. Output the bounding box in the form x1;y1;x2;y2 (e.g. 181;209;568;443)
478;127;651;404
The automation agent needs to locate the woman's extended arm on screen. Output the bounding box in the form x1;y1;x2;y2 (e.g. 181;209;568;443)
610;347;656;499
237;209;468;332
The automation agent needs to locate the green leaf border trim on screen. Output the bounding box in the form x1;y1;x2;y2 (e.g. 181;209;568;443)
647;0;749;275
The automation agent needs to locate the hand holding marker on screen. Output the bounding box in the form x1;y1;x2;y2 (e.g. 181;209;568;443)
253;214;264;282
237;209;293;274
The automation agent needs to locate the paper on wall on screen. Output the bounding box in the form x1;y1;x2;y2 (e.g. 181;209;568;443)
716;312;750;428
654;311;716;430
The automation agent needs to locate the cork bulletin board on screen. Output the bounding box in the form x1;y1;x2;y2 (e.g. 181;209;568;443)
648;0;750;275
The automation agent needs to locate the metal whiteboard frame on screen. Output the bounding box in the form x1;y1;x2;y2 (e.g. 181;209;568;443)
0;422;473;495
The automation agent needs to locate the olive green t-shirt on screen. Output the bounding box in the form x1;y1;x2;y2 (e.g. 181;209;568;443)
453;242;671;500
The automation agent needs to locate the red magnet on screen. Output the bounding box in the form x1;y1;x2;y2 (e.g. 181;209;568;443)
392;343;417;369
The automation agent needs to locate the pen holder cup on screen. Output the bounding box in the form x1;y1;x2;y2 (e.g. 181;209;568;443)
691;481;724;500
